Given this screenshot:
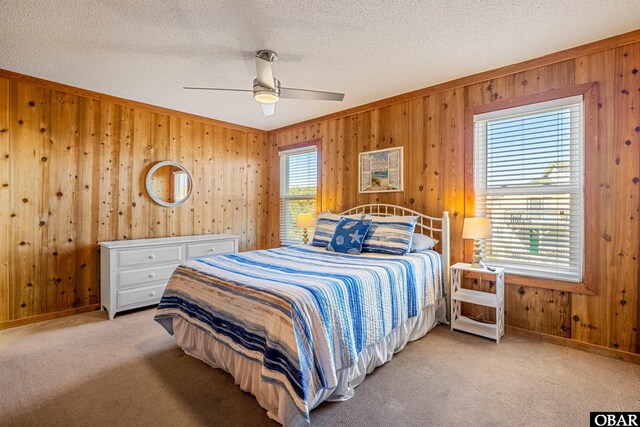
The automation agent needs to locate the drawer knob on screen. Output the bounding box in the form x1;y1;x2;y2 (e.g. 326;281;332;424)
208;248;216;252
148;273;155;279
149;291;156;297
148;254;156;259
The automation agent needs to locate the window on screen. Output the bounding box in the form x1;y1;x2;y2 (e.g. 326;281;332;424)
473;95;584;282
280;145;318;245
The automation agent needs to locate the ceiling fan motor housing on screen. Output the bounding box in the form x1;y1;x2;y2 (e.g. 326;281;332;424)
253;78;281;103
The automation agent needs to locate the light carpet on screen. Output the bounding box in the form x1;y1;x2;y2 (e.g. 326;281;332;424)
1;308;638;427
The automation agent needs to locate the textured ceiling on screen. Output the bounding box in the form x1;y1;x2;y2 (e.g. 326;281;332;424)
1;1;639;131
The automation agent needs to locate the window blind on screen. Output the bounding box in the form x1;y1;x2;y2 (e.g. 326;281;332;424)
474;95;584;282
280;146;317;245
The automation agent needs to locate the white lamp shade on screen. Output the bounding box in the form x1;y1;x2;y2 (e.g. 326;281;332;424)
462;217;492;239
296;214;315;229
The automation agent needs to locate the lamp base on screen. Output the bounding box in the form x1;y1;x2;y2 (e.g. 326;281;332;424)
470;239;483;268
302;228;309;245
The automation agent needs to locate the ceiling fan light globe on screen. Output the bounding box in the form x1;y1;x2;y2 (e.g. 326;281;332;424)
254;91;280;104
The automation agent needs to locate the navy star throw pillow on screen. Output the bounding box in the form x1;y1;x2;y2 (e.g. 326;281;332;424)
326;218;373;255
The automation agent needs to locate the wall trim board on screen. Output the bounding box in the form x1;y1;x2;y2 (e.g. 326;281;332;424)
0;304;100;330
270;29;640;134
463;82;600;295
506;326;640;365
0;68;267;135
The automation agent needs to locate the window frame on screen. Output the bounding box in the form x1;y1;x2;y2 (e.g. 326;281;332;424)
474;95;584;282
278;139;322;246
464;83;599;295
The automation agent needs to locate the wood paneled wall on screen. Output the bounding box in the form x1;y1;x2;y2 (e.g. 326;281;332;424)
267;40;640;357
0;76;269;327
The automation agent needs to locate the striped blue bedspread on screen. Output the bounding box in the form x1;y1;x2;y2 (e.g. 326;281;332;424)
154;245;443;422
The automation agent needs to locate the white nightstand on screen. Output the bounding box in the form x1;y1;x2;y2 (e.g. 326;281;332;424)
450;262;505;343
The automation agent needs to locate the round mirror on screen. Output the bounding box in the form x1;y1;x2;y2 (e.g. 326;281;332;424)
145;161;193;207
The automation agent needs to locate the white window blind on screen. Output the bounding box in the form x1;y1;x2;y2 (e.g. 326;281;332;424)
474;95;584;282
280;146;317;245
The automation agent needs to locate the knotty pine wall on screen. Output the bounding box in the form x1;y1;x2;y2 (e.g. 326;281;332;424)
267;41;640;356
0;76;269;327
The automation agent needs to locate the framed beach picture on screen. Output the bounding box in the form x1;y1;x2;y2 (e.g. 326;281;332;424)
359;147;404;193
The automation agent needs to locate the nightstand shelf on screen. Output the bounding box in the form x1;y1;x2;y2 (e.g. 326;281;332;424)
452;287;499;308
450;262;505;343
452;315;497;337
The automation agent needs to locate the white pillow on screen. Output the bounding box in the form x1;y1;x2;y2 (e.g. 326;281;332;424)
410;233;438;252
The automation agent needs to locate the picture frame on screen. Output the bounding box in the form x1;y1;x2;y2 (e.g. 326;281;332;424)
358;147;404;193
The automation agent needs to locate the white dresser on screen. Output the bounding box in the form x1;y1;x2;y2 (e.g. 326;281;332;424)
99;234;239;319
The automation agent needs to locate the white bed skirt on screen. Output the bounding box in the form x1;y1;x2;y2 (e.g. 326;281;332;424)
171;298;446;426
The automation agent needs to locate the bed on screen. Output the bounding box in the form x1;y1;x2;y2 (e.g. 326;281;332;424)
154;205;450;426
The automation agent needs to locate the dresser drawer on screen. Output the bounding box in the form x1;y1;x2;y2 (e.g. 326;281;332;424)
117;245;183;267
117;284;166;308
117;264;179;289
186;240;235;259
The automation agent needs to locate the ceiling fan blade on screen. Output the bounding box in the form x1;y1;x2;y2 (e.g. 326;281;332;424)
261;103;275;117
255;56;275;90
183;87;253;92
280;87;344;101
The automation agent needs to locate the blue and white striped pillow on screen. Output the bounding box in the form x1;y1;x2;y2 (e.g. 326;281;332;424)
362;215;418;255
311;212;363;247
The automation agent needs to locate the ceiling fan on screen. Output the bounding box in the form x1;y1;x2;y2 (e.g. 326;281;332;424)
183;50;345;117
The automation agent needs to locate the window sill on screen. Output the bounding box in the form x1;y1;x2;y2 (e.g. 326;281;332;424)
503;273;594;295
463;270;595;295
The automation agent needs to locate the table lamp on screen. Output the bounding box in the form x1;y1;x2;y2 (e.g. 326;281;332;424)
462;217;492;268
296;214;315;244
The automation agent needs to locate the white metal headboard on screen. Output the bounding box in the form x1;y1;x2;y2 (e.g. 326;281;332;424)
339;204;451;314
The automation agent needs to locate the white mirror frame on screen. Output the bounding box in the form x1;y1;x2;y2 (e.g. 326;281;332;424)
145;161;193;208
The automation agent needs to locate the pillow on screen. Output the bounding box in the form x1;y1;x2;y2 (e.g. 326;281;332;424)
410;233;439;252
310;212;363;247
327;218;373;255
362;215;418;255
